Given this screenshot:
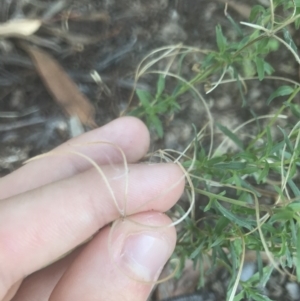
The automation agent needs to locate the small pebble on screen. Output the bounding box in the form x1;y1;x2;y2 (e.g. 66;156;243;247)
240;262;255;282
286;282;300;300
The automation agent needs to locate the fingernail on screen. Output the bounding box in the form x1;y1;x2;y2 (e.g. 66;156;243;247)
120;232;170;281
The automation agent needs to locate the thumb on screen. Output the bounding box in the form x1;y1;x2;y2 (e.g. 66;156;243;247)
49;212;176;301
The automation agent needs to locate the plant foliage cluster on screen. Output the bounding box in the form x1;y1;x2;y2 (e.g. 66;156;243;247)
128;1;300;300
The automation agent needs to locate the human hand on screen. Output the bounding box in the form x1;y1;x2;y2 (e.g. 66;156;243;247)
0;117;184;301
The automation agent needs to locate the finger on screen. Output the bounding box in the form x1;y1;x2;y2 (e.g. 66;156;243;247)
9;248;83;301
0;117;150;199
50;212;176;301
0;163;184;299
2;280;22;301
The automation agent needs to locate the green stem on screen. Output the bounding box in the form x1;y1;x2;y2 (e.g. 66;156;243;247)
194;188;271;212
247;86;300;150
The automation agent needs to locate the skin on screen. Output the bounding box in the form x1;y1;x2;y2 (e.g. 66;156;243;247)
0;117;185;301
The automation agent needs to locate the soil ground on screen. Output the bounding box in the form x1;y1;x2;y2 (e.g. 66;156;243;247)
1;1;300;300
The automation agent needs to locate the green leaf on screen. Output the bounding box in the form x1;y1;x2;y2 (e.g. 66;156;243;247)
233;151;257;161
285;102;300;119
256;38;269;53
288;201;300;212
211;235;226;248
207;156;227;166
296;19;300;30
269;208;294;223
233;291;244;301
274;185;285;200
259;265;274;287
283;27;298;53
288;179;300;197
255;57;265;81
203;196;215;212
216;25;227;52
251;293;273;301
267;86;294;104
249;5;266;22
215;216;230;235
290;220;298;246
240;166;258;174
214;162;247;170
156;74;165;98
216;123;244;149
257;161;269;183
270;141;285;155
214;201;253;230
296;10;300;29
226;13;243;37
245;235;262;250
190;242;204;259
297;228;300;281
234;68;247;107
268;38;280;51
265;126;273;156
240;179;261;196
216;245;232;268
150;114;164;138
242;59;256;77
263;61;274;75
136;89;152;107
278;126;294;153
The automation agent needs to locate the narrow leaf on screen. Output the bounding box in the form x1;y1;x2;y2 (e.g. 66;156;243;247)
216;25;227;52
216;123;244;149
297;227;300;281
251;293;273;301
255;57;265;81
249;5;266;22
263;61;274;75
190;242;204;259
288;201;300;212
283;27;298;53
267;86;294;105
234;68;247;107
214;162;247;170
156;74;165;98
225;13;244;37
150;114;164;138
136;90;152;107
286;102;300;119
214;201;253;230
233;291;244;301
288;179;300;197
266;126;272;156
257;161;269;183
278;126;294;153
269;208;294;223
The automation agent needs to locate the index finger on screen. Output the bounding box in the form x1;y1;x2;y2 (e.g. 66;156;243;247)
0;117;150;199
